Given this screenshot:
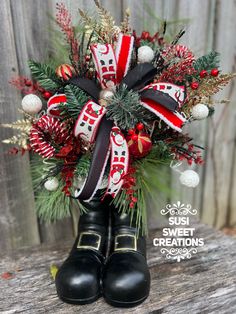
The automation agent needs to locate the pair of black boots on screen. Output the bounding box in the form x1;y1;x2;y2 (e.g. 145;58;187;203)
55;193;150;307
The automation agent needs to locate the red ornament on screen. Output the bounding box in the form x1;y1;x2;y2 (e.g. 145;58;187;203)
211;68;219;77
136;122;144;131
191;82;199;90
56;64;75;81
199;70;208;78
128;128;135;135
43;91;52;99
127;131;152;158
131;134;138;141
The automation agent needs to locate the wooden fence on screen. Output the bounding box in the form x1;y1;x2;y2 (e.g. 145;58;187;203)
0;0;235;252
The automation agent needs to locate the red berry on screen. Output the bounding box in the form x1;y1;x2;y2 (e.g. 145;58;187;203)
136;122;144;131
131;134;138;141
199;70;208;78
43;91;52;99
38;86;45;93
85;55;91;62
141;31;150;40
129;202;135;208
191;82;199;90
25;79;32;86
128;128;135;135
211;68;219;77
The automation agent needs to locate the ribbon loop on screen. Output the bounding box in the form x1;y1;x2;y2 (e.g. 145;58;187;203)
91;43;117;89
121;63;157;91
69;77;101;102
142;82;186;108
115;33;134;83
140;89;178;112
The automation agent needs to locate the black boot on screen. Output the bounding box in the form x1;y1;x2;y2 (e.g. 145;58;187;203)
102;206;150;307
55;193;109;304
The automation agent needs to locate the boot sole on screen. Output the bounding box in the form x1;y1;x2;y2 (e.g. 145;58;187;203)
104;294;149;308
58;293;101;305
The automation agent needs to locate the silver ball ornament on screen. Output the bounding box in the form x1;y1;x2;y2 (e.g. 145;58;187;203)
44;177;59;191
191;103;209;120
99;89;114;100
179;170;200;188
21;94;43;114
137;46;155;63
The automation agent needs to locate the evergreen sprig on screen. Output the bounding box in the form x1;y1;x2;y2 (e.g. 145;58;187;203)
113;144;173;235
28;60;61;91
60;84;89;119
75;153;92;178
193;51;220;73
106;85;152;131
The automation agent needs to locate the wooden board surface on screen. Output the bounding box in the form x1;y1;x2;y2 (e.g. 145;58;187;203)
1;223;236;313
0;0;40;252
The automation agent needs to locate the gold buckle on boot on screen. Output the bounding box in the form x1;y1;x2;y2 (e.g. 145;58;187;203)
77;232;101;251
114;234;137;251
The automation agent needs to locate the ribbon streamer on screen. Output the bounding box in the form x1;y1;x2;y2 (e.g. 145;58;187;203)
74;101;106;143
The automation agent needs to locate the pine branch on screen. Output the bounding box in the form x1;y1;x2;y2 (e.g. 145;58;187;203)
30;155;83;221
74;153;92;178
28;60;61;91
59;84;89;120
113;148;172;235
106;85;153;131
193;51;220;73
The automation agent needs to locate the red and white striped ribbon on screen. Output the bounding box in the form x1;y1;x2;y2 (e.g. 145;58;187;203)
141;99;186;132
115;33;134;83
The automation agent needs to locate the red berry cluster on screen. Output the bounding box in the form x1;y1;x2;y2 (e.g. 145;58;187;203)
191;68;219;90
172;144;204;165
122;166;138;209
56;137;82;196
7;146;31;156
132;30;164;47
9;76;52;99
128;122;144;141
61;165;75;196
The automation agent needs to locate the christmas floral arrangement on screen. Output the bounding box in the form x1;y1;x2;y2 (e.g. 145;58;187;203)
3;1;235;234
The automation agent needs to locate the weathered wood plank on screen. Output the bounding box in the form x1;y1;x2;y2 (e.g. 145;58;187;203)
169;0;214;217
201;0;236;228
10;0;77;244
1;223;236;313
0;0;40;252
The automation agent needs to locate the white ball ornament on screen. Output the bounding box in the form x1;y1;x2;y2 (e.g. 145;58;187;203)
44;177;59;191
191;103;209;120
21;94;43;114
137;46;155;63
179;170;200;188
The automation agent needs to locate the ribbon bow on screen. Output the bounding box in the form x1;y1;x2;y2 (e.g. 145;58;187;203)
47;33;186;201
